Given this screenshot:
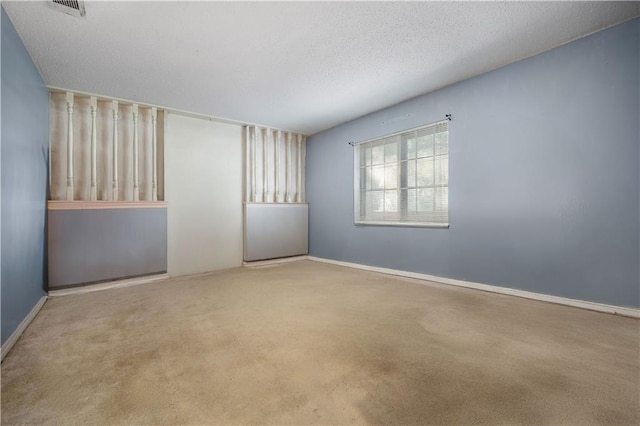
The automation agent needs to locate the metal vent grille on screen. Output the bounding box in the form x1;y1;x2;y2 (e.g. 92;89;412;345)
51;0;85;17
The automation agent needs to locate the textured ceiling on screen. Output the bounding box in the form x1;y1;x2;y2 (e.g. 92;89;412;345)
3;1;639;135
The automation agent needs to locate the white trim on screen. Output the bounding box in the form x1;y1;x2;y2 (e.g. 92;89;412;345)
48;273;169;297
244;202;308;207
307;256;640;319
355;220;449;228
1;296;47;362
243;255;309;268
47;201;167;210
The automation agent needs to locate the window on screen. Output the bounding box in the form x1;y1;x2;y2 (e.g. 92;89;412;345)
354;120;448;227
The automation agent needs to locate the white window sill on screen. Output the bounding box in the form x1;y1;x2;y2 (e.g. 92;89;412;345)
354;220;449;229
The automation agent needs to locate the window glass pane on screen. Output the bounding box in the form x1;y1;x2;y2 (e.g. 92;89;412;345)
417;158;434;187
365;146;372;166
435;155;448;185
435;187;448;211
435;131;448;155
371;165;384;189
365;191;372;214
385;141;398;163
385;164;397;189
407;160;416;188
372;143;384;165
384;190;398;212
404;137;416;160
417;132;434;158
365;166;372;190
368;191;383;213
417;188;435;212
407;188;417;213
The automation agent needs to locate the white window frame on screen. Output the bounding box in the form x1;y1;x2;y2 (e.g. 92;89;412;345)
353;120;449;228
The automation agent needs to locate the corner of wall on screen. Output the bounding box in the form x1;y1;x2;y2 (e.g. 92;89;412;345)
1;6;49;345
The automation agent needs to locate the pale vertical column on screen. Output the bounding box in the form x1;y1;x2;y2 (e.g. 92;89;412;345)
244;126;248;201
301;136;306;203
244;126;251;202
262;128;267;202
112;100;119;201
65;92;74;200
48;92;52;199
89;96;98;201
132;104;140;201
251;127;257;202
284;132;290;202
274;129;280;202
296;134;302;203
151;107;158;201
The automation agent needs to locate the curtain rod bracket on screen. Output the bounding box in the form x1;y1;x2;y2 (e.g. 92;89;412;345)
445;114;452;121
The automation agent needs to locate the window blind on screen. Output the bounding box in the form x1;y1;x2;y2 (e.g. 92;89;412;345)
354;120;449;227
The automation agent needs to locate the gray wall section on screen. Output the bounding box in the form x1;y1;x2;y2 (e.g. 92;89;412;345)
48;208;167;288
1;7;49;345
244;203;309;261
306;18;640;308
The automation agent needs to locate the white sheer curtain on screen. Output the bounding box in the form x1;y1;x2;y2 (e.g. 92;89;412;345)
245;126;306;203
49;92;164;201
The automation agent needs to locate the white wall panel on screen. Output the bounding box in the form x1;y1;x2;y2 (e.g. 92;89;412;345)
165;113;243;276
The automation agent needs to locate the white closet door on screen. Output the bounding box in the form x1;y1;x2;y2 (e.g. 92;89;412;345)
165;113;243;276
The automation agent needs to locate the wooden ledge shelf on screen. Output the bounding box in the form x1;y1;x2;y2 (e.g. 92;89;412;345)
48;201;167;210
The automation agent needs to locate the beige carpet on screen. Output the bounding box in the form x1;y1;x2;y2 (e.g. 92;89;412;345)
1;260;638;425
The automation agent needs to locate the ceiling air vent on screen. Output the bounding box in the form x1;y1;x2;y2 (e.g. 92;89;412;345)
50;0;86;17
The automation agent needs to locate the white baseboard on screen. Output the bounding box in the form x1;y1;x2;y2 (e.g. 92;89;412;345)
48;273;169;297
307;256;640;319
1;295;48;362
243;255;309;268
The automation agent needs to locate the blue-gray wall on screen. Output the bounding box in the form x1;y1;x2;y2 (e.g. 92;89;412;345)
1;7;49;344
307;18;640;308
48;208;168;288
